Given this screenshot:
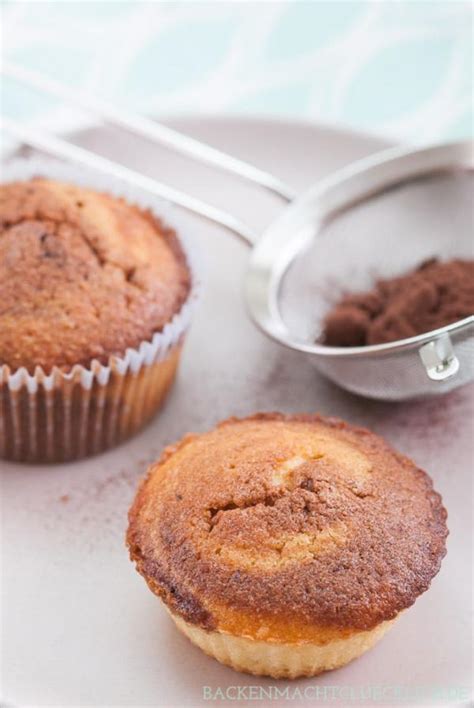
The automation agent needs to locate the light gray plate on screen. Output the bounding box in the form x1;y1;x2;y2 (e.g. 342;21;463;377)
1;116;472;707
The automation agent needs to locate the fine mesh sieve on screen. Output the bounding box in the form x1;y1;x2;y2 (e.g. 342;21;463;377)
2;64;473;401
244;142;474;400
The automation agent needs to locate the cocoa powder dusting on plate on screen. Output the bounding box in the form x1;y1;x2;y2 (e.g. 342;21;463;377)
321;259;474;346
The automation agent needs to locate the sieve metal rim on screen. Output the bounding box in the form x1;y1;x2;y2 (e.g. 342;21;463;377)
244;140;474;360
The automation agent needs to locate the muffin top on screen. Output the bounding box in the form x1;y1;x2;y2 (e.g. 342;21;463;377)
0;178;191;372
128;414;447;643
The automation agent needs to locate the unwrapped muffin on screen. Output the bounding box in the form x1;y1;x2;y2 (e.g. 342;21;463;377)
0;169;195;462
127;413;448;678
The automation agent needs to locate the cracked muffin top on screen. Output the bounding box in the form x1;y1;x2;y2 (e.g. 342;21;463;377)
0;178;191;372
127;413;448;643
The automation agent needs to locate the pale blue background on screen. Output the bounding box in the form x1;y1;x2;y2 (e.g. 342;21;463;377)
1;0;473;142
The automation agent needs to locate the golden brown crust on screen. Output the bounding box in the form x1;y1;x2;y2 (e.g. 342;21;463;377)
0;178;191;372
127;413;448;641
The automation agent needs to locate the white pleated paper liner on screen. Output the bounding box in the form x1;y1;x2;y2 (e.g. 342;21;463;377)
0;156;202;462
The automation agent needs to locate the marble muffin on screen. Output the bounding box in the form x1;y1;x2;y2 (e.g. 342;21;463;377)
127;413;448;678
0;177;192;462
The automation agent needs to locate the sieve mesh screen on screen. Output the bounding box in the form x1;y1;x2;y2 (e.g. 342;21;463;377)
278;170;473;344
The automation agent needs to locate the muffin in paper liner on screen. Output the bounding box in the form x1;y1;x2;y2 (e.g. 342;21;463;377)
170;612;397;679
0;157;200;463
127;414;448;679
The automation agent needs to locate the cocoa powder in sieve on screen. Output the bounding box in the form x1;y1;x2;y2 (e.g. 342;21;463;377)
322;259;474;346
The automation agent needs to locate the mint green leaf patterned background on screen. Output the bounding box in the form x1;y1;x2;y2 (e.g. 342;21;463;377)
1;0;472;142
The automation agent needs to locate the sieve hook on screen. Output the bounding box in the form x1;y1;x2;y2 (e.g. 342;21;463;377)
419;335;460;381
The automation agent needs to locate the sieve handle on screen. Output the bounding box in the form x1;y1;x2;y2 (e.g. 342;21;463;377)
2;61;296;203
2;118;260;246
